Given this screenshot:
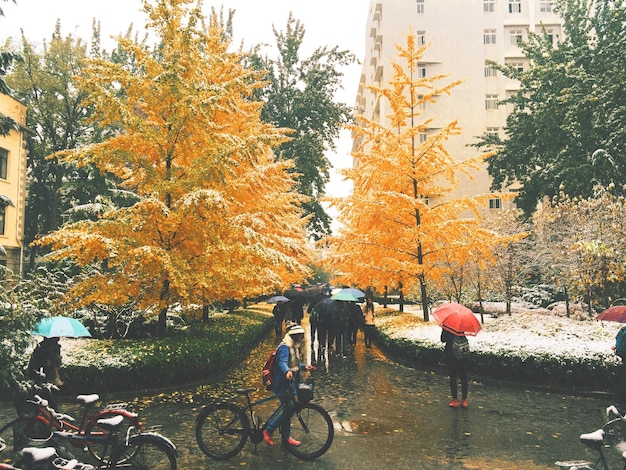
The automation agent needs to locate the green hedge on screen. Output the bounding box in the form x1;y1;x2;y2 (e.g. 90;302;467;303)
59;305;623;396
60;309;273;395
374;312;622;394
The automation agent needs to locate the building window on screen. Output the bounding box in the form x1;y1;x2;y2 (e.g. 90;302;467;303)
416;94;426;111
484;66;498;77
509;0;521;13
0;148;7;180
417;31;426;45
419;133;427;143
484;0;495;12
489;198;502;209
540;1;554;12
545;29;557;44
485;94;498;110
416;0;424;14
510;29;523;45
0;206;5;235
417;64;427;78
484;29;496;45
506;61;524;72
486;127;499;138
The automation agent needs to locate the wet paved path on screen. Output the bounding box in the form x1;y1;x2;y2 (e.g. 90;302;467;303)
2;322;624;469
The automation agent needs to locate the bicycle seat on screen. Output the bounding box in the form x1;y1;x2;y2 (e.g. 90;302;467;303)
236;388;257;395
76;394;100;406
580;429;604;449
21;446;57;463
96;414;125;431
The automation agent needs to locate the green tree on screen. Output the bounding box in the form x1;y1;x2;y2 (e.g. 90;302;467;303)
250;14;356;240
6;24;116;270
533;186;626;314
0;0;19;136
481;0;626;216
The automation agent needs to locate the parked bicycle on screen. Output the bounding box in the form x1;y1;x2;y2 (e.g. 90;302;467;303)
1;411;177;470
2;397;177;470
1;437;94;470
195;380;333;460
556;405;626;470
0;391;142;463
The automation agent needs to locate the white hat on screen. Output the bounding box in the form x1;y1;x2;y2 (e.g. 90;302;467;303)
286;322;305;335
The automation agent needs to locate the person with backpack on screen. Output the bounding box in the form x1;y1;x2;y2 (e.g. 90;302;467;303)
614;325;626;361
441;328;470;409
613;325;626;403
263;322;315;447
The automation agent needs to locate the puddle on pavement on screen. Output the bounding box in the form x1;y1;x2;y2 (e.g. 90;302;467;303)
334;418;397;435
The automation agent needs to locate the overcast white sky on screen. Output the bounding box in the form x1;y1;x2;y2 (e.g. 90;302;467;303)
0;0;368;199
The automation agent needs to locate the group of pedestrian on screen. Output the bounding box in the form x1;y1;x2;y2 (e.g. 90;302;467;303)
271;297;305;338
309;294;376;359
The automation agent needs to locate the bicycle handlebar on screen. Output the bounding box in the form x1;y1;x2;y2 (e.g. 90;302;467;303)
28;395;75;422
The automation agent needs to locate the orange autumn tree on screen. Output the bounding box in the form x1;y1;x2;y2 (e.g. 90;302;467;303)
36;0;311;336
325;32;509;320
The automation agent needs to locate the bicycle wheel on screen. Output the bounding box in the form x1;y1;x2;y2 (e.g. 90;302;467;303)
10;416;52;450
281;402;333;460
195;402;248;460
109;433;177;470
83;411;141;463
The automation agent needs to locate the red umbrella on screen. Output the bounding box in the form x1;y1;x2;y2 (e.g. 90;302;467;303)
596;306;626;323
432;303;481;336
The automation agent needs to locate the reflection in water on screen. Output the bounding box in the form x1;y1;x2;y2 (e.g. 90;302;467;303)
445;409;471;460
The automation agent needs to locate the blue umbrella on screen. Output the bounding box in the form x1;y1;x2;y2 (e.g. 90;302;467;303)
331;288;365;299
331;292;359;302
32;316;91;338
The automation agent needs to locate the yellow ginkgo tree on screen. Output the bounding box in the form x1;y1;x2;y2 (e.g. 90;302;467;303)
36;0;311;335
325;32;511;320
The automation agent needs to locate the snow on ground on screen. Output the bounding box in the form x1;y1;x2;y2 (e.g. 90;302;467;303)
378;305;624;362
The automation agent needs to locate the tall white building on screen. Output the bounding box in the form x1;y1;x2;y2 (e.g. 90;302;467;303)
355;0;563;208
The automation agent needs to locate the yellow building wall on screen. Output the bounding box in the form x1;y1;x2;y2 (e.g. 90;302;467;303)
0;93;27;272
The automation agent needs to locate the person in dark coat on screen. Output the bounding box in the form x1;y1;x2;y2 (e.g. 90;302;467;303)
313;297;334;356
441;329;469;408
272;301;288;338
27;336;62;409
348;301;364;345
307;288;331;353
332;301;352;357
289;298;304;324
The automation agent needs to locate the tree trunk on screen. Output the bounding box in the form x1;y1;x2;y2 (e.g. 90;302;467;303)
157;307;168;337
158;279;170;337
420;280;429;322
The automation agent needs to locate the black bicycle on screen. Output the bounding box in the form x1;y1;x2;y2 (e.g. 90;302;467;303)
195;381;333;460
555;405;626;470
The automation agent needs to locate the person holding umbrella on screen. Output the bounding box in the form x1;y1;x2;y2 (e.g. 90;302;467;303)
441;329;469;408
269;297;289;338
433;303;481;409
26;336;63;409
28;316;91;409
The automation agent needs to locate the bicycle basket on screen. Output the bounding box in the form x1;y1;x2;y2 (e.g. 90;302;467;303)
297;382;314;402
